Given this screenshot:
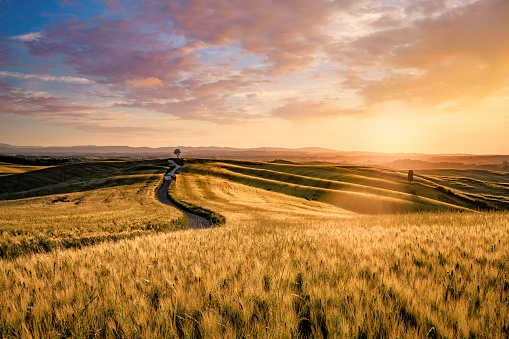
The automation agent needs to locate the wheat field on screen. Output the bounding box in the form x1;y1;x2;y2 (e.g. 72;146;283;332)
0;159;185;259
0;158;508;338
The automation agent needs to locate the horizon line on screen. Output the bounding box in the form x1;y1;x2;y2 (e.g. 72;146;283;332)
0;143;507;156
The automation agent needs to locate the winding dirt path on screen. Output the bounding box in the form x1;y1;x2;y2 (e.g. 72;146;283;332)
157;160;211;229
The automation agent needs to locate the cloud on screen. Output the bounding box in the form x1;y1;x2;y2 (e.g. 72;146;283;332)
33;0;336;82
12;0;355;123
270;98;365;122
160;0;353;76
11;32;43;41
0;36;26;67
370;15;402;29
0;80;162;137
3;0;508;128
335;0;509;108
121;93;255;125
126;77;163;88
404;0;448;16
22;17;203;85
0;71;92;84
0;80;104;119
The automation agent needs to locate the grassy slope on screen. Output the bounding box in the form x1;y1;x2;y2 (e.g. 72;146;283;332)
0;159;168;200
179;159;491;214
0;162;50;176
172;172;352;224
0;159;185;259
417;168;509;210
0;158;507;337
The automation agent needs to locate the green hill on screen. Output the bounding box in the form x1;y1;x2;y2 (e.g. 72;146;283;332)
175;159;506;214
0;159;184;259
0;159;168;200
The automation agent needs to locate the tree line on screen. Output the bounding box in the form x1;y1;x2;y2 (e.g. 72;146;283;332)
0;155;77;166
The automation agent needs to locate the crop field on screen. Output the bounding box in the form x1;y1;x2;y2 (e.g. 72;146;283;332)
0;158;508;338
417;168;509;211
175;159;507;214
0;162;50;176
0;159;185;259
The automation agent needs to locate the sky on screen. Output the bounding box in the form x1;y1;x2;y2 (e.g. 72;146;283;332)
0;0;508;154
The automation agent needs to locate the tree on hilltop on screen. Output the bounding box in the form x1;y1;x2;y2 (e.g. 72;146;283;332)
174;148;181;158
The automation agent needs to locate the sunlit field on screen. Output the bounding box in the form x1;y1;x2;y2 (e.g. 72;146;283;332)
0;159;185;259
175;159;505;214
1;214;507;337
0;159;508;338
0;162;50;176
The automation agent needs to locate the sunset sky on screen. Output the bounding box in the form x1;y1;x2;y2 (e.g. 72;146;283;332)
1;0;508;153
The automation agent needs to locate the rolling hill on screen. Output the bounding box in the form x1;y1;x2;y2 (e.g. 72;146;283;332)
170;159;507;217
0;158;185;259
0;157;507;337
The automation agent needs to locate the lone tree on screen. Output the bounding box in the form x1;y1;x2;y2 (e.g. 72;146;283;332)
408;170;414;182
174;148;181;158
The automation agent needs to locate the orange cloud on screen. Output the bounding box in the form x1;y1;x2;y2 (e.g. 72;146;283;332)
271;98;365;123
338;0;509;109
126;77;164;88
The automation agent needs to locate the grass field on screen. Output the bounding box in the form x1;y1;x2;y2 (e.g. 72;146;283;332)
0;158;508;337
0;159;185;259
418;168;509;211
0;162;50;176
176;159;506;214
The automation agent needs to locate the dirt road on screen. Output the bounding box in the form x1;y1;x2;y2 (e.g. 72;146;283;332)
157;160;211;229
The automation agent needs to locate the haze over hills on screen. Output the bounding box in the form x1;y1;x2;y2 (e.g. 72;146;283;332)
1;143;508;171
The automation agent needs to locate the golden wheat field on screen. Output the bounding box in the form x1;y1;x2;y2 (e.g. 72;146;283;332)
0;159;185;260
0;158;508;338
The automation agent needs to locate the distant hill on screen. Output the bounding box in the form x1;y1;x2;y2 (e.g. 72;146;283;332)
0;143;508;171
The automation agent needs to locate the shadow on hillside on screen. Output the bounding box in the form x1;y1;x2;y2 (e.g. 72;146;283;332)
0;160;168;201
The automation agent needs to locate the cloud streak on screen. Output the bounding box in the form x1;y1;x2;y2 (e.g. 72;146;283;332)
0;71;92;84
10;32;43;41
0;80;107;120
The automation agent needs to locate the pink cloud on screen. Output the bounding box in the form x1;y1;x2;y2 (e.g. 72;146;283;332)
23;0;352;83
0;80;104;119
25;19;201;85
0;37;27;68
0;79;167;141
404;0;447;16
160;0;353;76
4;0;363;125
0;81;161;136
11;32;43;42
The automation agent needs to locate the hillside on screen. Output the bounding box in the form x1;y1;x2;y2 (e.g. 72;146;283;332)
0;159;185;259
0;162;50;176
0;159;167;200
171;159;507;216
0;157;508;337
